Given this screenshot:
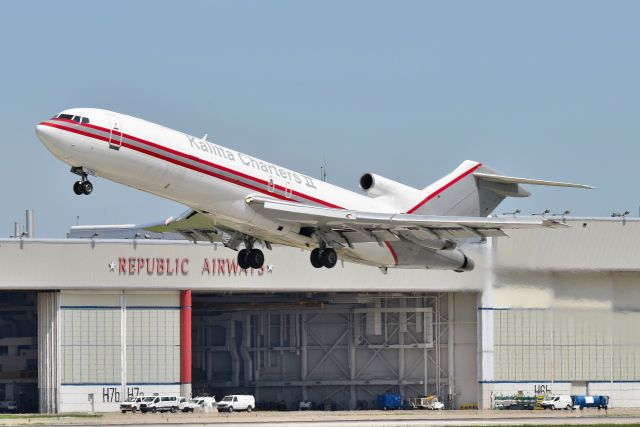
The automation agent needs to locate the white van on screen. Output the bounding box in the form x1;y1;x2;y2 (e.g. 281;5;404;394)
182;396;217;412
541;394;573;410
216;395;255;413
140;395;186;413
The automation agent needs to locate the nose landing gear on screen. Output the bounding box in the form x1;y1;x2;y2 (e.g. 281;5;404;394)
73;179;93;195
310;247;337;269
71;167;93;195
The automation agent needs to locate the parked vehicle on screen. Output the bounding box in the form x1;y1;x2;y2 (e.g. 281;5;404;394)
409;395;445;410
0;401;18;413
177;396;188;410
541;395;573;410
140;395;186;413
120;396;144;413
217;395;255;413
182;396;216;412
377;393;403;410
572;395;609;410
298;400;313;410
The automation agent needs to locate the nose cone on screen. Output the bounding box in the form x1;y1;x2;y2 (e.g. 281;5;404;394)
36;123;55;147
35;123;52;143
36;122;73;162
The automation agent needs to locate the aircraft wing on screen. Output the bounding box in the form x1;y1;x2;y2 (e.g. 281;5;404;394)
143;209;226;243
246;195;566;244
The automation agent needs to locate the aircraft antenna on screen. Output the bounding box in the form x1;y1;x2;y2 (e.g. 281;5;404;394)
320;156;327;182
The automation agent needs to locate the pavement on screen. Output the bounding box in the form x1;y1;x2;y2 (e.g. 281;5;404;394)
1;409;639;427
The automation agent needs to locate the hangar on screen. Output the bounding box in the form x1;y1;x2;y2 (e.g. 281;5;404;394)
1;217;640;413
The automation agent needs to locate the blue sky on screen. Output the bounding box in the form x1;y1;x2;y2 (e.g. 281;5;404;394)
1;1;638;237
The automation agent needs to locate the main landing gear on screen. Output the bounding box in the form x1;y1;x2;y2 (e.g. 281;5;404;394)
310;247;337;269
71;167;93;195
237;248;265;269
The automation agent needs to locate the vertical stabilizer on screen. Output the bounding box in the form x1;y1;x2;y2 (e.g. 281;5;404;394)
406;161;530;217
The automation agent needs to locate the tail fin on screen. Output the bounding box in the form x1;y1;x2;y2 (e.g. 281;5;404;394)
407;160;593;217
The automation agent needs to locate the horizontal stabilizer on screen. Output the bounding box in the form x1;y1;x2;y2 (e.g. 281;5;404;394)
474;172;595;189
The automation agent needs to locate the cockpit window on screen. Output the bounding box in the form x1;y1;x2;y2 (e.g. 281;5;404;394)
55;113;90;124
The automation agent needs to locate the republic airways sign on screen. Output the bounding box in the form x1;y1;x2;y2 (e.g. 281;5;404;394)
110;257;273;277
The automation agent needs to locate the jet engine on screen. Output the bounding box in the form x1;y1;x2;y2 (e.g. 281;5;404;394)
359;173;421;210
454;254;475;272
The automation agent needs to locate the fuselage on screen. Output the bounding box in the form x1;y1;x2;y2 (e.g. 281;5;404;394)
36;108;471;270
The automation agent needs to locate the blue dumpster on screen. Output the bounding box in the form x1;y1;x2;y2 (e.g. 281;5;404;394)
377;393;403;410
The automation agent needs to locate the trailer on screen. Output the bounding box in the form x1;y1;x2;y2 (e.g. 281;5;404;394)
571;395;609;410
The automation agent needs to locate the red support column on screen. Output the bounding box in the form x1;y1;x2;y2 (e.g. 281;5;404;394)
180;290;192;397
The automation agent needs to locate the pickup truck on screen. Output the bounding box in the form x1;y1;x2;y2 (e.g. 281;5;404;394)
120;396;144;413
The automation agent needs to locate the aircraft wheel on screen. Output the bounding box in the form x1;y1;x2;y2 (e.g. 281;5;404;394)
73;181;83;195
237;249;250;269
321;248;337;268
248;249;264;269
310;248;323;268
81;180;93;195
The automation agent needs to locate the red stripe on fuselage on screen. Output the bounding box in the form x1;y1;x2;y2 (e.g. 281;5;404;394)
42;120;341;208
406;163;482;214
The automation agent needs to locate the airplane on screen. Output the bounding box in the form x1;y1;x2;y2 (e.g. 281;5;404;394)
36;108;593;273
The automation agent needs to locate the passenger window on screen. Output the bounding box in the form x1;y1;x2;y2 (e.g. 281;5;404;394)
81;117;90;124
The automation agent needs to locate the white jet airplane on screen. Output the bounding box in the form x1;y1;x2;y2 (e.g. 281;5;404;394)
36;108;592;272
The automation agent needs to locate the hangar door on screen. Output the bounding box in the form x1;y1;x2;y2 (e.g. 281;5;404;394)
192;292;478;410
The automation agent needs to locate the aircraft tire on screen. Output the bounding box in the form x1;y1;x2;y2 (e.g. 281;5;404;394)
73;181;83;195
81;180;93;195
237;249;250;269
310;248;323;268
248;249;264;269
321;248;337;268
